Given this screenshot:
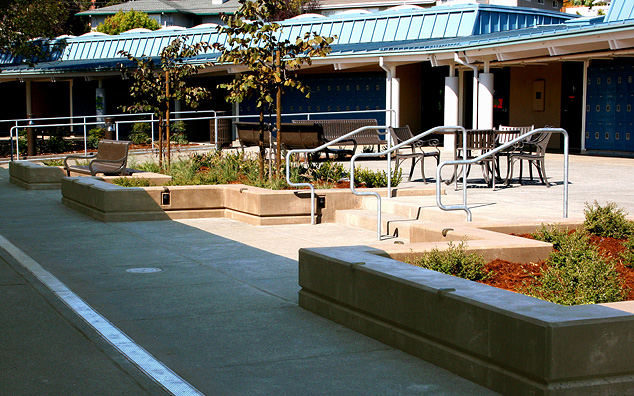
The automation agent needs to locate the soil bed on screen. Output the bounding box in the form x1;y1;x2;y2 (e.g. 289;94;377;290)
479;234;634;300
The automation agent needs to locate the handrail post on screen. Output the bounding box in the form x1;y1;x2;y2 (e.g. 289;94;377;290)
386;126;392;198
83;117;88;156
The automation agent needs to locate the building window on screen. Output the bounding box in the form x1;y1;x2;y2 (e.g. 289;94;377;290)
537;0;544;4
553;0;558;7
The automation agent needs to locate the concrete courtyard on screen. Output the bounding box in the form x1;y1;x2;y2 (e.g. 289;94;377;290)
0;151;633;395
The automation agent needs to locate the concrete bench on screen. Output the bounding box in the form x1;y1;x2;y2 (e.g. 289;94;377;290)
64;139;132;176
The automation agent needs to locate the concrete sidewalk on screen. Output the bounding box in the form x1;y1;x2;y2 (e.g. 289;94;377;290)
0;165;500;395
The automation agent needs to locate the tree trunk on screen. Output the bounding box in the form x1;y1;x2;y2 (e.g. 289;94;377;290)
258;111;265;180
165;71;171;167
275;50;282;176
158;115;164;169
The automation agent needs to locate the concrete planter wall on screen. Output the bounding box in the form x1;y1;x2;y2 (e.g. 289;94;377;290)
9;161;66;190
61;176;435;224
299;241;634;396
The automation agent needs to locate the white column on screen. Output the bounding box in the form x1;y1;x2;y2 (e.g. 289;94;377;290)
392;77;400;128
478;72;494;129
444;76;460;150
581;59;589;152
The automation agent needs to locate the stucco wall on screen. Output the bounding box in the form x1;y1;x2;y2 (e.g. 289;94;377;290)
397;63;421;134
509;63;562;129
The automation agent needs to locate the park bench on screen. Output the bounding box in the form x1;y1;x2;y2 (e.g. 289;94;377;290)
235;122;356;158
291;119;380;151
64;139;132;176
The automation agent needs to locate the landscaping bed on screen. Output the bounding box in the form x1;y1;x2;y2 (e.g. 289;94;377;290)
482;235;634;300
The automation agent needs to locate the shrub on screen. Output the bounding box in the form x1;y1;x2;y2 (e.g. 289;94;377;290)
309;161;348;184
525;227;626;305
170;121;188;145
622;237;634;268
96;10;161;35
129;122;151;145
354;167;402;188
583;201;633;239
407;241;490;281
41;159;64;166
523;245;625;305
43;127;69;153
88;127;105;149
531;224;577;251
111;177;152;187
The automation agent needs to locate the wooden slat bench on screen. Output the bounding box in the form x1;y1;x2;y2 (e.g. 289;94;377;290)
235;122;324;150
64;139;132;176
292;119;381;151
235;122;357;158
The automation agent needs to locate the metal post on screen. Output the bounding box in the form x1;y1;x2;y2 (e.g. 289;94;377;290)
83;117;88;156
105;117;115;140
26;113;36;157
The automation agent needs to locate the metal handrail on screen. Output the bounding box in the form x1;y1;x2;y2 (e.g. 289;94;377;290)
7;109;397;162
285;125;391;225
436;127;569;221
350;126;466;240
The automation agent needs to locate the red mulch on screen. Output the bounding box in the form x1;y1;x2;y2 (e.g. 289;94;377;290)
479;233;634;300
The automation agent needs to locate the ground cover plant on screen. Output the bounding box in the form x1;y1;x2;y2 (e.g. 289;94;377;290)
123;150;401;190
407;240;490;281
407;202;634;305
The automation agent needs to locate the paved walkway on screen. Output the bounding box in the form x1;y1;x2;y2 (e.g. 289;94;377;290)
1;152;633;395
0;165;499;395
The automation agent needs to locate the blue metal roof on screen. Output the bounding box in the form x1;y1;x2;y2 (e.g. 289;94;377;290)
0;4;572;70
605;0;634;23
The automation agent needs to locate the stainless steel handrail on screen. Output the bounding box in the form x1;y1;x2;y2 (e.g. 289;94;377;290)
350;126;466;240
285;125;390;225
435;127;569;221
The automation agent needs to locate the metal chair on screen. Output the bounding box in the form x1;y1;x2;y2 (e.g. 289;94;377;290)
496;125;534;181
504;131;552;187
454;129;497;188
391;126;440;183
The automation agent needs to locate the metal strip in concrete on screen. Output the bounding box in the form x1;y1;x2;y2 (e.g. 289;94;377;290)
0;234;205;396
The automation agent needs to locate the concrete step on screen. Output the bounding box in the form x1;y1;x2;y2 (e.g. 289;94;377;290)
359;195;467;222
335;199;467;240
334;209;415;240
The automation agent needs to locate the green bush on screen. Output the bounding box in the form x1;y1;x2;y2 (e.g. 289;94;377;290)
88;127;105;149
41;159;64;166
96;10;161;35
42;127;69;153
111;177;152;187
309;161;348;184
129;122;151;145
583;201;633;239
531;224;576;251
170;121;188;145
526;225;626;305
407;241;490;281
354;167;402;188
622;237;634;268
523;244;625;305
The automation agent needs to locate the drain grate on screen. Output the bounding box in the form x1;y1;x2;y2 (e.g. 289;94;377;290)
125;267;162;274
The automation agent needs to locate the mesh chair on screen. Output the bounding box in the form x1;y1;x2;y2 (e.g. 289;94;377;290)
455;129;497;188
504;131;552;187
496;125;534;181
391;126;440;183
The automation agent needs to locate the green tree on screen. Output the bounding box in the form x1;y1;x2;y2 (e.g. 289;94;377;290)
214;0;335;179
119;37;213;168
96;10;161;35
0;0;90;61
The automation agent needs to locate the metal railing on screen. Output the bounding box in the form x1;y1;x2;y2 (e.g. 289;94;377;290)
5;109;396;161
436;127;569;221
285;125;392;225
350;126;465;239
